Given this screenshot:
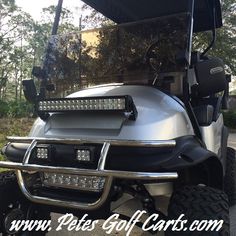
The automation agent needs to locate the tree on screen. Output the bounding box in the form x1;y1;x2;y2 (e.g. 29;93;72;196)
81;4;113;29
28;6;80;97
28;5;80;69
194;0;236;75
0;2;81;101
0;0;34;101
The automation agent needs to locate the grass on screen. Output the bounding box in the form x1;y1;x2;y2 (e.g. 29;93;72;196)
0;118;35;162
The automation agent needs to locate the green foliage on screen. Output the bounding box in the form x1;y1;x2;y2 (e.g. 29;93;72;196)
223;110;236;129
0;100;8;117
194;0;236;75
0;118;34;160
230;90;236;95
0;100;33;118
82;3;113;29
0;2;80;101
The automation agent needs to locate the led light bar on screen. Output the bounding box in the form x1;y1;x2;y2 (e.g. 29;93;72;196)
38;97;126;111
37;95;138;120
41;172;106;192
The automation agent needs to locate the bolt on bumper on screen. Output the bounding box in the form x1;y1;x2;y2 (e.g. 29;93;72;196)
0;137;178;210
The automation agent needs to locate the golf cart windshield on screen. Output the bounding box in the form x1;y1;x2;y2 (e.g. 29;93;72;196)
45;13;191;93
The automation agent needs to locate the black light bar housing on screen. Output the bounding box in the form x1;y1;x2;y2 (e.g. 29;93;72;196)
37;95;138;121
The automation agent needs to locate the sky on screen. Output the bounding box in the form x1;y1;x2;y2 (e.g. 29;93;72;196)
15;0;84;26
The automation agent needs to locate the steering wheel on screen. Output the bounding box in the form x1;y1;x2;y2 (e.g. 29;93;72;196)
144;40;162;72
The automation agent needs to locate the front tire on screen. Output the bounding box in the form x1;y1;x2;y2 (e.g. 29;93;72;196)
0;171;50;235
167;185;229;236
224;147;236;206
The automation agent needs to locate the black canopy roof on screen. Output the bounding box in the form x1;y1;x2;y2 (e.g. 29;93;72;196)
81;0;223;32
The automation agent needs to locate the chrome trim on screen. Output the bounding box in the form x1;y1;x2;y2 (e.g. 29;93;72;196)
98;142;110;171
0;160;178;210
23;140;37;164
16;170;113;210
0;161;178;180
1;137;177;210
6;136;176;147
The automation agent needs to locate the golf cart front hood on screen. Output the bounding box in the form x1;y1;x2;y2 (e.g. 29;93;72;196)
30;85;194;140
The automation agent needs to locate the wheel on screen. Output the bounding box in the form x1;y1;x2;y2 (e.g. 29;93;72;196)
224;147;236;206
166;185;229;236
0;171;50;235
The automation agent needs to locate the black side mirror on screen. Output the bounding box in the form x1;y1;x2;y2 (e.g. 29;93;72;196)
22;80;37;103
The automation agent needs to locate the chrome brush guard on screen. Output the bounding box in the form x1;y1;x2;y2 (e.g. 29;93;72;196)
0;137;178;210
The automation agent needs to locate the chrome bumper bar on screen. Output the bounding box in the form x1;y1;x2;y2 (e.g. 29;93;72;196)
0;137;178;210
6;136;176;147
0;161;178;180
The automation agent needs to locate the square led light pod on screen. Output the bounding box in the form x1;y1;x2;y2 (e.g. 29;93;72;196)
35;145;52;160
75;146;94;163
76;149;90;161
